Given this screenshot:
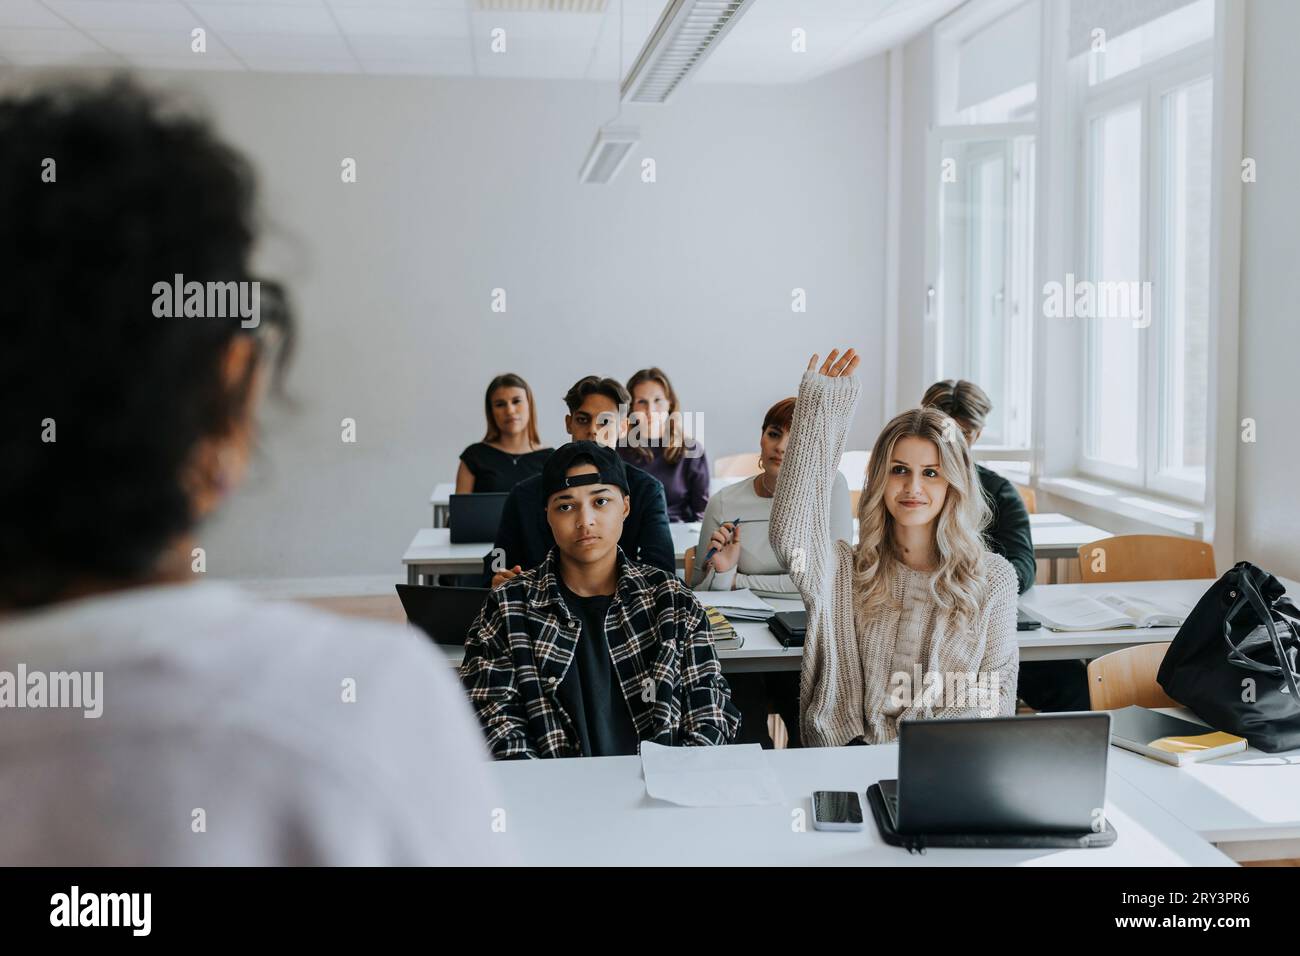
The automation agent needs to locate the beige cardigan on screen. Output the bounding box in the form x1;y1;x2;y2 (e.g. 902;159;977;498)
768;371;1019;747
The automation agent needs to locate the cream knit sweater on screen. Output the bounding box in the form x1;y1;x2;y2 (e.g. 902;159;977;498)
768;372;1020;747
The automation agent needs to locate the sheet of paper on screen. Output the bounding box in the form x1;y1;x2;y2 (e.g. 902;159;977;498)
640;742;785;807
694;588;776;614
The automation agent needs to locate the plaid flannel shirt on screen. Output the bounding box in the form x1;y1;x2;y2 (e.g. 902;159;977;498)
459;548;740;759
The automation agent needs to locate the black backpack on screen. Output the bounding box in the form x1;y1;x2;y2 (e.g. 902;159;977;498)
1158;561;1300;752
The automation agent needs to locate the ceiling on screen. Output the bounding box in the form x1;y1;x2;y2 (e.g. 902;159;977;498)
0;0;961;83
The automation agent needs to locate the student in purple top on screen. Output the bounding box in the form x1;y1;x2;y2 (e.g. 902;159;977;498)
620;367;710;522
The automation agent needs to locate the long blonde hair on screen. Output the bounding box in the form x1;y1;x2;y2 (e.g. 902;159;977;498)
852;408;991;628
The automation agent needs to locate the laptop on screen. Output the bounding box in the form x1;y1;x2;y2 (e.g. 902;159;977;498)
395;584;490;646
867;712;1117;852
448;493;508;543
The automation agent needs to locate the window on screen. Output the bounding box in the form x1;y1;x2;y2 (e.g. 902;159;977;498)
929;0;1041;451
1075;0;1213;501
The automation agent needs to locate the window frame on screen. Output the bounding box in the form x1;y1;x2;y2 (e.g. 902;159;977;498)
1074;40;1214;503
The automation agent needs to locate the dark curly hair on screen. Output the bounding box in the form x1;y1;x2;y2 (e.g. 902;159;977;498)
0;75;294;608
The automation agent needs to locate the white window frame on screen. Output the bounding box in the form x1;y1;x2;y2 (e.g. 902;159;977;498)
1075;39;1213;502
926;0;1043;459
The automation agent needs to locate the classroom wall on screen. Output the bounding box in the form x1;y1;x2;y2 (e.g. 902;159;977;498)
1234;0;1300;581
895;29;932;414
139;59;890;578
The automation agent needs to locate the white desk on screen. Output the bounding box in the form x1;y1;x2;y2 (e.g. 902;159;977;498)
431;477;748;526
488;744;1233;866
404;522;701;584
406;513;1111;585
1108;707;1300;863
433;580;1216;672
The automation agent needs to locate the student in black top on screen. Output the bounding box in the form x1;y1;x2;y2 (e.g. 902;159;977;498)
456;373;551;493
922;379;1089;711
486;376;674;584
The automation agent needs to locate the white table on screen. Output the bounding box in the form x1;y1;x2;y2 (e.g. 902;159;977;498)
488;744;1233;866
431;477;748;527
433;580;1218;672
403;522;701;584
1108;707;1300;863
406;513;1111;585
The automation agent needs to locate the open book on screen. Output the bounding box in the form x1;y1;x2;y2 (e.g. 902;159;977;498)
1021;592;1191;632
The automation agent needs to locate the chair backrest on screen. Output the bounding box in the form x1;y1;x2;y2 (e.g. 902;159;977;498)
1014;483;1037;514
1076;534;1216;583
1087;642;1177;710
683;546;696;587
714;453;760;478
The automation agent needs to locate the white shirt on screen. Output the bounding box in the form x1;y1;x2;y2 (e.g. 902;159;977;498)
692;472;852;599
0;581;506;865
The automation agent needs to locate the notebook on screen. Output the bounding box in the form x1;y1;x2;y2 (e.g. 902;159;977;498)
1108;705;1247;766
1021;592;1191;631
694;588;776;621
702;605;744;651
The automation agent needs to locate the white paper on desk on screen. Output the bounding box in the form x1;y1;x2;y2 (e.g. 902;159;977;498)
640;742;785;807
694;588;776;620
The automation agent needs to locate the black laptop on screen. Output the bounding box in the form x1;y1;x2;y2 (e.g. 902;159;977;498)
395;584;490;646
867;712;1117;852
448;493;508;544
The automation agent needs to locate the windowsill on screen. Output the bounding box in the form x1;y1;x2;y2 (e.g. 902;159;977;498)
1037;475;1204;537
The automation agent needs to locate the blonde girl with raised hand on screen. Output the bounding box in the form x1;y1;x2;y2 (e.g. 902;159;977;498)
768;348;1019;747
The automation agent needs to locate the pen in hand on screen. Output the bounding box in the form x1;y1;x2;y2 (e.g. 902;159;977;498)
702;518;743;568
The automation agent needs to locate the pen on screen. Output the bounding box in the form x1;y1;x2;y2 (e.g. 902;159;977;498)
702;517;743;568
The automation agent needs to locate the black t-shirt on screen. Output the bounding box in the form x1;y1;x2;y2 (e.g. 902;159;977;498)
555;580;641;758
459;443;552;494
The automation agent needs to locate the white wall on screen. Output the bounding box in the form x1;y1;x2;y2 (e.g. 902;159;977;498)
155;60;889;578
1234;0;1300;580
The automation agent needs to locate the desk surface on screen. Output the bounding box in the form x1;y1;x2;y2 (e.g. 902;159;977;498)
1106;707;1300;860
405;513;1112;570
489;744;1233;866
430;581;1222;670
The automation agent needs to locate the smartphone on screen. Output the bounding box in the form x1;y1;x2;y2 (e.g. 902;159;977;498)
811;790;864;832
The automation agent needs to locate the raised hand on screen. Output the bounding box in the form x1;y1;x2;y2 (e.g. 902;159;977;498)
806;348;859;379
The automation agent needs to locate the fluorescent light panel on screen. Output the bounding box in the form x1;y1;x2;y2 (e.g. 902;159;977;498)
621;0;755;104
578;127;639;184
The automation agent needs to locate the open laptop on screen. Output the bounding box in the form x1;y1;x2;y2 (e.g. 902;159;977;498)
448;492;508;544
867;712;1117;851
395;584;490;646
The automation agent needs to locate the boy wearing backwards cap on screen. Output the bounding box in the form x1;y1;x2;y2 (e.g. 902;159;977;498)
460;441;740;759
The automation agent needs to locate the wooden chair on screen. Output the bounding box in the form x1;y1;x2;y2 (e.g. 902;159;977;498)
1076;534;1215;583
1087;642;1178;710
1014;483;1037;514
683;546;696;586
714;453;760;478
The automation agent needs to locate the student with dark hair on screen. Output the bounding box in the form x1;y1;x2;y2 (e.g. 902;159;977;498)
456;372;551;493
486;375;674;584
621;367;710;522
461;442;739;758
0;77;500;864
921;378;1088;712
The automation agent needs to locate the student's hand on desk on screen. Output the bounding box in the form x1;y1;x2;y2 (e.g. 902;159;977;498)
807;347;860;379
706;522;741;574
491;565;522;589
